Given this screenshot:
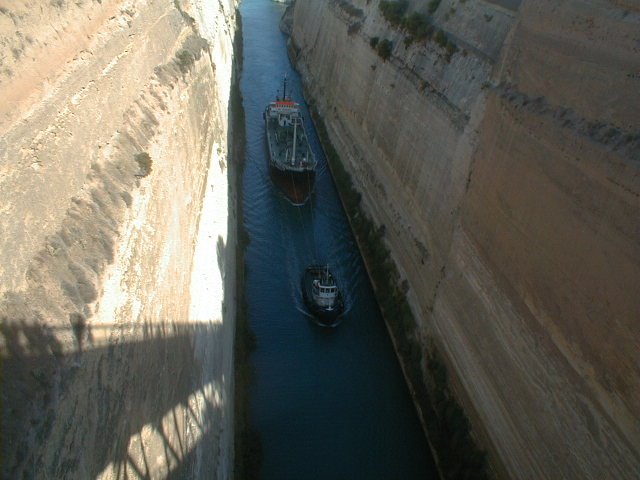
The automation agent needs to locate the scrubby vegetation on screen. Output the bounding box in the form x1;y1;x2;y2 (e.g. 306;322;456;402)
379;0;408;26
428;0;442;14
377;39;393;60
175;49;195;74
337;0;364;17
433;28;457;61
309;103;489;480
405;12;434;41
369;34;393;60
348;21;362;35
445;39;458;60
375;0;457;60
134;152;152;177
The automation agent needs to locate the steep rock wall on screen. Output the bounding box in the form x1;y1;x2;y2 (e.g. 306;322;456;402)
0;0;238;478
291;0;640;478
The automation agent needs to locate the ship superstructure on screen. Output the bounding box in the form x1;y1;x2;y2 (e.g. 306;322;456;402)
302;265;344;327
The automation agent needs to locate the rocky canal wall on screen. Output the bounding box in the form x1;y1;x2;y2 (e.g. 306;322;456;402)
0;0;239;477
290;0;640;478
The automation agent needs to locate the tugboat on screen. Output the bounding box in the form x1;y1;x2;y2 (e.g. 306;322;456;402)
264;76;317;205
302;265;344;326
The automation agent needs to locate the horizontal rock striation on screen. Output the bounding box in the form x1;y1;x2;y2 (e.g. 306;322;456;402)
291;0;640;478
0;0;238;478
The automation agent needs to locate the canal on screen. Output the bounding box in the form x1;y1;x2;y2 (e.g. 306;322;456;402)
239;0;438;478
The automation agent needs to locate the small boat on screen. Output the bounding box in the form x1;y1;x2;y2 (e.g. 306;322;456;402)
264;76;317;205
301;265;344;326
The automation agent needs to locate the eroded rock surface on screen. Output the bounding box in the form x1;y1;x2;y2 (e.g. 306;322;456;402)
0;0;238;477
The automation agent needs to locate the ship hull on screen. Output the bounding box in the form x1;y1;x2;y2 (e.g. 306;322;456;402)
301;266;344;327
268;165;315;206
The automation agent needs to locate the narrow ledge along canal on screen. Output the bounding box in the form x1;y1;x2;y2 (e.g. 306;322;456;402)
240;1;438;478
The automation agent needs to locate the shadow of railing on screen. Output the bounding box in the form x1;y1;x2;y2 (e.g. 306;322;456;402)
1;318;229;479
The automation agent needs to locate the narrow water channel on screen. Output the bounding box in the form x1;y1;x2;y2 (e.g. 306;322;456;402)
240;1;438;478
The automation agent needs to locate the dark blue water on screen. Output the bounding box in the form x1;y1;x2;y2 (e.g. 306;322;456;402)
240;1;437;478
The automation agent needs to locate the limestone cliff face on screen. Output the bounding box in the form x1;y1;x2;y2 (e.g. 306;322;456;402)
0;0;238;478
291;0;640;478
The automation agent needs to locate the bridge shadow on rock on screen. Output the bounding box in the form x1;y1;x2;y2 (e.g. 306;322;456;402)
0;318;229;479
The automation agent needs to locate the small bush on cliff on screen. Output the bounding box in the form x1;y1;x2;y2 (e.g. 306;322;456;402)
379;0;408;27
134;152;152;177
338;0;364;17
430;29;458;61
435;29;448;48
377;39;393;60
370;36;379;48
428;0;442;14
405;12;432;40
347;21;362;35
175;50;195;74
378;3;433;45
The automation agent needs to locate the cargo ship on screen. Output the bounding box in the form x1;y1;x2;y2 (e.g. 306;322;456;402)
264;76;317;205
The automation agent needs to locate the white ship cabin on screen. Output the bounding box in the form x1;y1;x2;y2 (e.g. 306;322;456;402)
268;100;301;127
312;278;338;308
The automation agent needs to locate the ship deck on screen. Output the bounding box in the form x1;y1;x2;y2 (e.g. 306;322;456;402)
301;266;344;326
266;117;316;172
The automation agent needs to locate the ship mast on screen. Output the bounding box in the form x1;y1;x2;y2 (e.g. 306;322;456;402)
291;117;297;165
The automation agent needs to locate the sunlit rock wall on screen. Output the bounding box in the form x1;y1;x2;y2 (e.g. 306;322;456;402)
291;0;640;478
0;0;238;477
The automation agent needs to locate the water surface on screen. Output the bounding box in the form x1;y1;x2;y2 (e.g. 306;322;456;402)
240;1;437;478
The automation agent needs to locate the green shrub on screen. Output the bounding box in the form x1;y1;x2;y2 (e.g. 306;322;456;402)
134;152;152;177
405;12;432;40
175;49;195;74
377;39;393;60
338;0;364;17
347;21;362;35
369;36;379;48
435;29;447;47
379;0;408;26
379;1;434;45
428;0;442;14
